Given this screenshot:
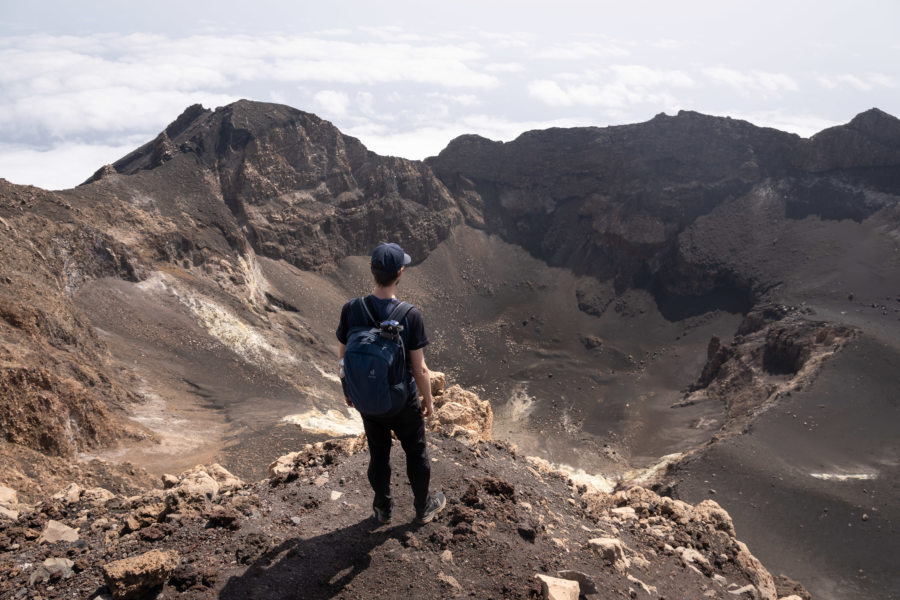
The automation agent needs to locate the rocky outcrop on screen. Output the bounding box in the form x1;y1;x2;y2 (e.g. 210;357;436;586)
679;307;855;435
428;373;493;442
267;436;367;479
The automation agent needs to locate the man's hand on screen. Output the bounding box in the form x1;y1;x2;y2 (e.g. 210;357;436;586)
421;397;434;418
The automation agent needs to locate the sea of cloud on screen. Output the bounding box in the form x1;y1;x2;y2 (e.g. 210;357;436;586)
0;22;896;189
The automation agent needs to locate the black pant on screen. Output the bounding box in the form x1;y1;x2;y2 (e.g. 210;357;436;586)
361;401;430;513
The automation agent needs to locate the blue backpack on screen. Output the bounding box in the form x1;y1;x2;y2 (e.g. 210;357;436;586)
341;297;414;417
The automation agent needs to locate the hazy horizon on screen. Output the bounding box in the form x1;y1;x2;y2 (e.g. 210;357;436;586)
1;0;898;189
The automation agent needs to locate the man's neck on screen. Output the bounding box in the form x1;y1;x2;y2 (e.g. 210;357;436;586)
371;285;397;300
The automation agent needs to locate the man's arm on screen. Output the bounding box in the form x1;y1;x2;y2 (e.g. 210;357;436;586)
409;348;433;418
339;343;351;406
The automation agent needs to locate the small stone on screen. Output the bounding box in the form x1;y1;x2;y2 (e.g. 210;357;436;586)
52;483;84;505
535;574;580;600
588;537;630;572
203;507;240;529
82;488;116;505
39;520;80;544
517;520;538;543
330;491;343;501
610;506;637;520
440;549;453;563
0;485;18;505
28;557;75;585
438;571;463;593
557;570;597;595
727;583;757;596
861;513;869;521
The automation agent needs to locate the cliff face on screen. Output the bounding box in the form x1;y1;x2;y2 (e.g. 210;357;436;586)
96;100;461;271
427;109;900;318
0;180;148;459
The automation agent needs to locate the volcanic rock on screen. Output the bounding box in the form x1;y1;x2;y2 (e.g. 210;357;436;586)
38;519;80;544
535;573;580;600
588;537;630;572
28;557;75;585
102;549;181;599
430;383;493;441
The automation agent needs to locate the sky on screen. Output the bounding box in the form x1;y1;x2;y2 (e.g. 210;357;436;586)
1;0;898;190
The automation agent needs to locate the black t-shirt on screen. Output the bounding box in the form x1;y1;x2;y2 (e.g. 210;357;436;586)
336;295;429;400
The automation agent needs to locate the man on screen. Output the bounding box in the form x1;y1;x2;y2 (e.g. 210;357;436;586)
336;242;446;524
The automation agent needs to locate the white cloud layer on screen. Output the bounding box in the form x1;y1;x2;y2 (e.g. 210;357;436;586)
0;3;898;190
702;68;799;98
0;140;144;190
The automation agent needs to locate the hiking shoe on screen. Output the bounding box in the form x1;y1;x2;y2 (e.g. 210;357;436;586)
373;505;392;523
415;492;446;524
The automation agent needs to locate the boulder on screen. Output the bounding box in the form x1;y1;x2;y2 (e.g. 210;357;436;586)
0;485;17;505
610;506;637;520
176;467;219;499
431;385;493;440
268;451;302;478
204;463;244;491
535;574;580;600
0;486;21;521
678;546;712;575
125;502;167;532
39;519;80;544
82;487;116;505
52;483;83;504
102;549;180;599
430;371;446;397
556;570;597;595
28;557;74;585
735;541;777;600
695;499;736;536
588;537;630;573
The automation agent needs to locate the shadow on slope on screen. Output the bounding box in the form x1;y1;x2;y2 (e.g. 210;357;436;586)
219;519;420;600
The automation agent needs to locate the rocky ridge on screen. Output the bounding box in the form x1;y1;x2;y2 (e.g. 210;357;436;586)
1;101;899;599
0;390;806;600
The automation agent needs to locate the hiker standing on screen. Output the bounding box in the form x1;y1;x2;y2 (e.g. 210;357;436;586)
336;242;446;524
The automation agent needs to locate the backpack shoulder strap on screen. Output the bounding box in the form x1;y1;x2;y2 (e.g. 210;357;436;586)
357;296;378;326
387;301;414;324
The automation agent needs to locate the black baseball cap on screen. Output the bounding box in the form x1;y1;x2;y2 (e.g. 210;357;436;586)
371;242;411;274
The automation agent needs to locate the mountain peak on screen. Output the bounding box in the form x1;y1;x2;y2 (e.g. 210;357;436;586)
847;107;900;141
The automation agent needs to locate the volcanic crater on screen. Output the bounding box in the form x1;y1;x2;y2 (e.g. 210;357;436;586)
1;101;899;600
